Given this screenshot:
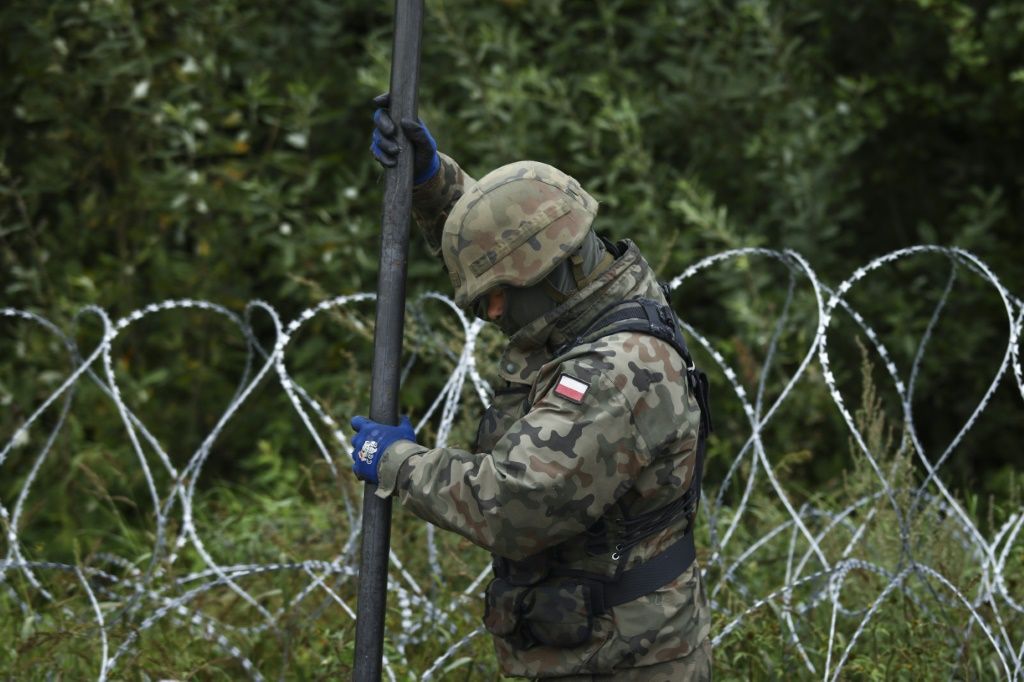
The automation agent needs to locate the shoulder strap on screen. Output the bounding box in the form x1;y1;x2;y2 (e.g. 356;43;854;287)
557;297;692;367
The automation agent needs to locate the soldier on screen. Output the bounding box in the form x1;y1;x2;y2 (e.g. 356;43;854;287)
350;97;713;680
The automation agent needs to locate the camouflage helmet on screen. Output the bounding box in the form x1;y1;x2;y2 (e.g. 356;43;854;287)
441;160;599;309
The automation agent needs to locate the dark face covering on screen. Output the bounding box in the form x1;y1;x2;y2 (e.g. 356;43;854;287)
500;280;557;334
483;230;611;337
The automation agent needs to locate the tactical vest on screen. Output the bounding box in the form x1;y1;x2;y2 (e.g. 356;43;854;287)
479;291;713;651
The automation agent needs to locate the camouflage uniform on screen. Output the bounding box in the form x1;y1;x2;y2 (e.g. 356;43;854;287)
376;153;712;679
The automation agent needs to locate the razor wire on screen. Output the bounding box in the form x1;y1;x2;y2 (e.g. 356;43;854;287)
1;245;1022;680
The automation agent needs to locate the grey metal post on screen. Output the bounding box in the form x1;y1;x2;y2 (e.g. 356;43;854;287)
353;1;424;679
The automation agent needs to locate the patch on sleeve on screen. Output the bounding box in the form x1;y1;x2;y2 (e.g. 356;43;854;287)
553;373;590;404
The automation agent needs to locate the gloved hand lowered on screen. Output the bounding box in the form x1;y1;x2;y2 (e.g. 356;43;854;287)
370;92;440;185
349;415;417;485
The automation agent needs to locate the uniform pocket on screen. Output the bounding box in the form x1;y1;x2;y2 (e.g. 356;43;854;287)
483;578;527;638
521;580;595;649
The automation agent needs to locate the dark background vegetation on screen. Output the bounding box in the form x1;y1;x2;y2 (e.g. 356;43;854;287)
2;0;1022;678
4;0;1021;496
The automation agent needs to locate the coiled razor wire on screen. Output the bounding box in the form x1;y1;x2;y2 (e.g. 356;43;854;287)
1;246;1022;679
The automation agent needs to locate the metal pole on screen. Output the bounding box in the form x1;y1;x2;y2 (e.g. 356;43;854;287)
353;1;424;680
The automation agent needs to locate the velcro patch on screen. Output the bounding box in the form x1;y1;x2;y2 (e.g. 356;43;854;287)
553;373;589;404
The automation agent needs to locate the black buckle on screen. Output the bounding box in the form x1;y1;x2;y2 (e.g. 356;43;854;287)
658;304;675;327
636;298;670;337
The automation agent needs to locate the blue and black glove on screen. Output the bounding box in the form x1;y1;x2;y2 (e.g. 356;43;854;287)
370;92;440;185
349;415;416;485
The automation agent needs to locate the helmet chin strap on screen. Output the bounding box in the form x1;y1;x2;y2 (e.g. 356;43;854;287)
498;231;614;336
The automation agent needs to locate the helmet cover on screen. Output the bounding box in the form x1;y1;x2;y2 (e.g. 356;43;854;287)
441;160;598;309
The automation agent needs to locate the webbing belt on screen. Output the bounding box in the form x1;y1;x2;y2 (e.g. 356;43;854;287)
598;529;697;612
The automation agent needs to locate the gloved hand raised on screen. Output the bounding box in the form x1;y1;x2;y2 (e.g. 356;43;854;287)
349;415;417;485
370;92;440;185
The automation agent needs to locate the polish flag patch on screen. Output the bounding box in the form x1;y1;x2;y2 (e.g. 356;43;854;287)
553;373;590;404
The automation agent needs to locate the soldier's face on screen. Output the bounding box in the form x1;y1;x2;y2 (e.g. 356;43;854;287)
486;288;507;321
471;287;507;323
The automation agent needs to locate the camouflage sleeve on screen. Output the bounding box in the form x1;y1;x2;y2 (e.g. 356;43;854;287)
375;353;660;561
411;152;477;256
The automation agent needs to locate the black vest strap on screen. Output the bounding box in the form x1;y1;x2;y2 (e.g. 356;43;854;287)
560;293;712;606
564;295;712;523
556;297;693;366
597;378;709;613
500;290;713;614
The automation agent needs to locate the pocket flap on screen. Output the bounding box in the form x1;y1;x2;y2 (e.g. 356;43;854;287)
521;580;594;649
483;578;526;638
